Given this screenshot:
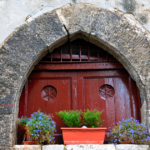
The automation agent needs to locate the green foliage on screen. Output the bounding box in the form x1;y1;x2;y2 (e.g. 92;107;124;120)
18;117;30;125
26;110;56;144
56;110;82;127
82;109;104;127
109;117;150;145
56;109;104;128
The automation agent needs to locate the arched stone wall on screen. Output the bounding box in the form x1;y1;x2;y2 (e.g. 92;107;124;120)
0;3;150;148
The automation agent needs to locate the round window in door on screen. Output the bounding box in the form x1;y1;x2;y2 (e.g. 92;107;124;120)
99;84;115;100
41;85;57;101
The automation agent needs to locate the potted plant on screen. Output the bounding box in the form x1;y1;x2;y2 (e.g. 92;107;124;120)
18;116;30;131
82;109;104;128
56;109;107;145
108;117;150;145
18;116;30;126
19;110;56;145
18;116;30;144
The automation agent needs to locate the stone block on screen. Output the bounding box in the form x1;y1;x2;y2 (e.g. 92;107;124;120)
13;145;41;150
0;47;29;114
0;115;13;146
0;147;12;150
65;144;116;150
3;24;47;64
116;144;149;150
56;3;99;41
90;9;123;45
42;145;64;150
141;100;147;124
28;11;68;52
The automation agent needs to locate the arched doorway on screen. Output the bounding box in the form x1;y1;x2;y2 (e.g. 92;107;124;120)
0;3;149;148
18;39;141;144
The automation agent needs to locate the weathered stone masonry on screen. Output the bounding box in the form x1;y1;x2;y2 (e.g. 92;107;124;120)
0;3;150;149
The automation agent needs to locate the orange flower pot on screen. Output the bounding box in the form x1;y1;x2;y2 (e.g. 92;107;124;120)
61;127;107;145
22;125;27;131
23;141;37;145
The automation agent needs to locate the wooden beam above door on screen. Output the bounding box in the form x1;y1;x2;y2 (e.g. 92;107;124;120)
34;62;124;71
34;62;123;70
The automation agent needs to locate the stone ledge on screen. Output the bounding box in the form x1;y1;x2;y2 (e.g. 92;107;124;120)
13;144;150;150
116;144;149;150
65;144;116;150
14;145;41;150
42;145;64;150
0;147;12;150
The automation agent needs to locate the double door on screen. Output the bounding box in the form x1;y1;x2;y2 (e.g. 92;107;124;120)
19;70;141;143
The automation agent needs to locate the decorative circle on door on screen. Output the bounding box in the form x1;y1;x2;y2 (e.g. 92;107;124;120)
41;86;57;101
99;84;115;100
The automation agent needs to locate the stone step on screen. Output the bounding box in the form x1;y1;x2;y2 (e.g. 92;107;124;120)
13;145;41;150
13;144;149;150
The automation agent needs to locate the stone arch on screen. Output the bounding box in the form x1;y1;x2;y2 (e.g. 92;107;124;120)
0;3;150;147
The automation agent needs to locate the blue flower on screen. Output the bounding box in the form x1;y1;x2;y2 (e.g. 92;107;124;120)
38;116;42;119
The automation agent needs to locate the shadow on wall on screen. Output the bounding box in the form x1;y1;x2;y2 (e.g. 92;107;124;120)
72;0;77;3
122;0;136;13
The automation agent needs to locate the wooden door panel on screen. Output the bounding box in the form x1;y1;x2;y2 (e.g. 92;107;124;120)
78;75;85;110
114;78;131;123
83;78;115;128
45;79;71;144
19;72;77;144
19;85;26;118
45;79;71;131
103;78;115;129
84;78;107;127
28;72;78;111
78;70;140;129
78;71;119;128
27;80;47;117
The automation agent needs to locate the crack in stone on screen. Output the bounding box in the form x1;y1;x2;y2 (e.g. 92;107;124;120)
63;24;70;42
88;9;100;42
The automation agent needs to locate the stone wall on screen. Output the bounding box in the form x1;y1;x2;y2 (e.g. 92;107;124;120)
0;3;150;149
0;0;150;46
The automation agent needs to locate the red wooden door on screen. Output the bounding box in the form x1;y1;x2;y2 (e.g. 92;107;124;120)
18;40;141;144
78;70;141;129
19;72;78;144
18;70;141;144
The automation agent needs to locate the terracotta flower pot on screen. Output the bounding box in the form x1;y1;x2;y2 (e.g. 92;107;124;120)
23;125;27;131
22;125;41;144
61;127;107;145
120;141;132;144
21;125;28;139
23;141;37;145
22;125;34;141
